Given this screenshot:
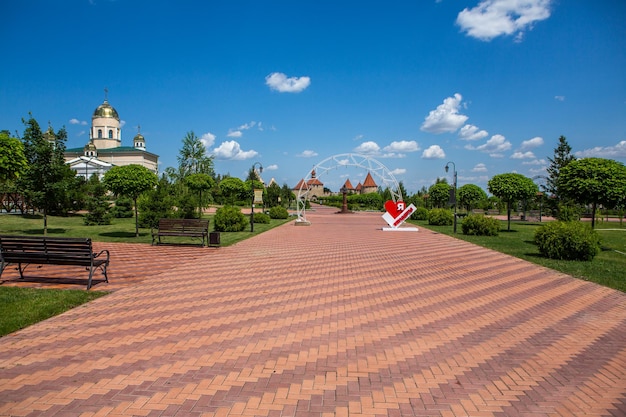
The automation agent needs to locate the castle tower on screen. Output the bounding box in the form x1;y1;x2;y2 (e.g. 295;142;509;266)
91;89;121;149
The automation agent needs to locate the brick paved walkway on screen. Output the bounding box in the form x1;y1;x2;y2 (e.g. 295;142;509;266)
1;206;625;416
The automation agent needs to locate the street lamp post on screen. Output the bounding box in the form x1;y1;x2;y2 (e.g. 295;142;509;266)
445;161;458;233
250;162;263;232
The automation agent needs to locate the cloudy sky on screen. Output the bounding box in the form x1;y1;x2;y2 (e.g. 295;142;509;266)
1;0;624;193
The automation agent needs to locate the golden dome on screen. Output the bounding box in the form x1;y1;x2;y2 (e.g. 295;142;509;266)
134;133;144;141
92;100;119;120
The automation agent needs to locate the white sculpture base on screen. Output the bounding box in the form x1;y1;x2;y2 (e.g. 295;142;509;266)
382;227;419;232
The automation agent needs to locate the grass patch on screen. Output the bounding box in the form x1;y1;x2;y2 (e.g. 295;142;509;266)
0;287;106;337
409;219;626;292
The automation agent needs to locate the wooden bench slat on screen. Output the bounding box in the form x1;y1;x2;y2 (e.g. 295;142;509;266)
151;218;210;246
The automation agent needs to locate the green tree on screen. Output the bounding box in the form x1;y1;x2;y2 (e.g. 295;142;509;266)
218;177;246;205
185;173;215;218
19;117;76;234
0;131;28;183
265;182;282;207
177;131;215;177
280;183;295;208
83;175;112;225
428;182;451;208
488;173;538;231
558;158;626;228
458;184;487;212
546;136;575;199
103;164;158;237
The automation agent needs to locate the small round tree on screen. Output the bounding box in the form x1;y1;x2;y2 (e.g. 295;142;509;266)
558;158;626;228
488;173;538;231
103;164;158;237
458;184;487;212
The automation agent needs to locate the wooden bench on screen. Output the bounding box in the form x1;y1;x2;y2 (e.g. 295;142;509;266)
0;235;109;290
151;218;210;247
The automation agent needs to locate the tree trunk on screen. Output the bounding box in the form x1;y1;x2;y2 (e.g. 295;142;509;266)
43;208;48;236
591;202;596;229
507;201;511;231
134;197;139;237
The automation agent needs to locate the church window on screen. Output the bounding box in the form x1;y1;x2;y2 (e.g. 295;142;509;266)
109;130;113;138
98;129;102;138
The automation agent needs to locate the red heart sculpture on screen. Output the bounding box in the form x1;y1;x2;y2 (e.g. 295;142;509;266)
384;200;405;218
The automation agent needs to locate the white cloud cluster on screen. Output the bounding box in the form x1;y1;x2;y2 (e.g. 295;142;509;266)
352;140;420;158
576;141;626;158
297;150;318;158
458;124;488;141
201;132;216;147
420;93;468;134
472;163;488;172
69;118;87;125
520;136;544;150
456;0;552;42
511;151;535;159
228;121;259;138
265;164;279;171
354;141;381;154
466;134;512;157
422;145;446;159
265;72;311;93
212;140;258;160
383;140;420;153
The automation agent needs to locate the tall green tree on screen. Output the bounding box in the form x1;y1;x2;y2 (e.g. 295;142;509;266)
218;177;246;205
103;164;158;237
488;173;538;231
177;131;215;177
428;182;452;208
558;158;626;228
0;131;28;183
185;173;215;218
265;182;282;207
458;184;487;212
280;184;295;208
546;136;575;202
19;116;76;234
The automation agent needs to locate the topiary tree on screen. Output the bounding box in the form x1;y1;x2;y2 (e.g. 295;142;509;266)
269;205;289;219
488;173;538;231
558;158;626;229
428;182;451;208
185;173;215;218
534;221;600;261
458;184;487;212
214;205;248;232
428;208;453;226
103;164;158;237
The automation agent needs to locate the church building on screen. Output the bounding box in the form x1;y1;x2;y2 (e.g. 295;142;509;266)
64;93;159;180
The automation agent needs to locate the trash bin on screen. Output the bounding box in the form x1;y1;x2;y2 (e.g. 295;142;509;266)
209;232;220;247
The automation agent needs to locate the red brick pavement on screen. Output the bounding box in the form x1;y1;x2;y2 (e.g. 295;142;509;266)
1;206;625;416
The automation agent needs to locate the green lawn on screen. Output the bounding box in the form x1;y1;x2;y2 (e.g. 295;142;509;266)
0;210;293;336
409;218;626;293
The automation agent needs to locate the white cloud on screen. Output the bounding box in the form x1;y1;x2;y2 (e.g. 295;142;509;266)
383;140;420;153
458;124;488;141
554;95;565;101
354;141;381;154
511;151;536;159
421;93;469;134
391;168;407;175
265;72;311;93
238;121;256;130
69;118;87;125
200;132;216;147
212;140;258;160
472;163;488;172
297;150;318;158
421;145;446;159
227;130;243;138
456;0;552;41
265;164;278;171
522;158;547;165
520;136;544;150
575;141;626;158
467;134;512;157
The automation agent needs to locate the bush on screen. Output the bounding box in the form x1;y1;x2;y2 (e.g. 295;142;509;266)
428;208;453;226
411;207;429;221
253;212;270;224
269;206;289;219
461;214;500;236
557;203;581;222
214;205;248;232
534;221;600;261
109;196;134;218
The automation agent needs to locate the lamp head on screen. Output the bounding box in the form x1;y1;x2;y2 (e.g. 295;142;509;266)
445;165;449;173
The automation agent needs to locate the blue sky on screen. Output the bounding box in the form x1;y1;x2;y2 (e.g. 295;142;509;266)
1;0;625;195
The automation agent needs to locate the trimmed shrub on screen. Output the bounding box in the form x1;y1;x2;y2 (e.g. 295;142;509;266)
534;221;600;261
214;205;248;232
253;212;270;224
411;207;429;221
461;214;500;236
428;208;454;226
269;206;289;219
110;196;133;218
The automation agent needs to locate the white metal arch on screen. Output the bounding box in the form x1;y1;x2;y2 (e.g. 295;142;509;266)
296;153;403;223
